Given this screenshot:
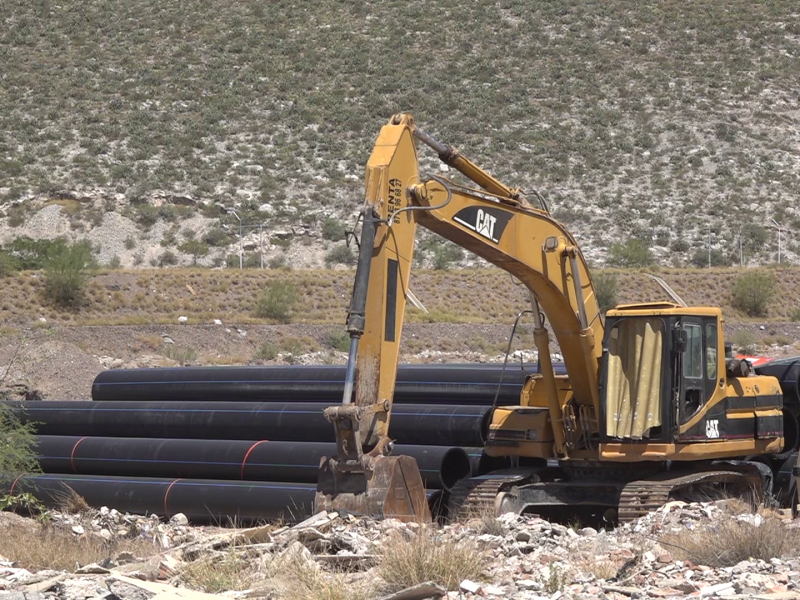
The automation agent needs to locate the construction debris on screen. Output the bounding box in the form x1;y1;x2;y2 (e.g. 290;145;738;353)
0;500;799;600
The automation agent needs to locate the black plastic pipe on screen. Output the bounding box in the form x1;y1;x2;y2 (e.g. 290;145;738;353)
91;363;565;405
3;473;315;524
35;437;472;491
13;401;490;447
756;358;800;406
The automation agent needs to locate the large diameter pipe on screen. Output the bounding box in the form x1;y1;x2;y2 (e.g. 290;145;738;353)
90;364;562;404
3;473;315;524
756;358;800;406
35;437;472;491
13;402;490;447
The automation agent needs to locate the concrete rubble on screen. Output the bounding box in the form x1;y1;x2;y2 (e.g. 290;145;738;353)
1;499;800;600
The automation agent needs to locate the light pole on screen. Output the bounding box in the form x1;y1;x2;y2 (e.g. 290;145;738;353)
228;209;243;270
770;218;783;264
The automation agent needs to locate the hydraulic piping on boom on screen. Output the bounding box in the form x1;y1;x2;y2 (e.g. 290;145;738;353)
316;113;785;523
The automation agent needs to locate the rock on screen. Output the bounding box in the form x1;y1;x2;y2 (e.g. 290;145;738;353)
169;513;189;526
72;525;85;536
74;564;110;575
515;531;532;542
459;580;480;594
578;527;597;537
178;316;188;324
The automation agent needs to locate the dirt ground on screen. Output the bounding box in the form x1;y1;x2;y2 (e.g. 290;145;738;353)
2;320;800;401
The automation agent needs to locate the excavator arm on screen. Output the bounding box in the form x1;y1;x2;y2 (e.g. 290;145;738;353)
315;114;603;519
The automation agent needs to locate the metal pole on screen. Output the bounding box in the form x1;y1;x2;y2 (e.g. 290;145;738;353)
739;225;743;266
259;225;264;269
771;218;782;264
707;225;711;268
239;222;243;270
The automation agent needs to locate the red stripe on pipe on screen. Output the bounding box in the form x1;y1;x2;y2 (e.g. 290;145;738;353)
241;440;269;479
9;473;26;496
164;478;183;518
70;437;88;473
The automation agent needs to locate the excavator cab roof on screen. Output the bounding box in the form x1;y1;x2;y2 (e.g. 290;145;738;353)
608;302;722;319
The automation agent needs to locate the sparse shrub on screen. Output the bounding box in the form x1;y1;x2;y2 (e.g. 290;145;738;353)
731;330;758;354
0;404;40;484
0;251;17;276
163;344;197;364
43;240;94;309
124;236;136;250
203;227;233;247
254;341;279;361
107;255;121;269
378;528;486;592
661;512;799;568
731;271;775;317
158;250;179;267
135;203;159;227
268;253;288;269
254;281;298;322
326;329;351;352
691;248;730;268
608;239;653;267
321;217;347;241
179;239;209;265
593;271;618;312
789;307;800;322
432;243;464;270
324;244;356;267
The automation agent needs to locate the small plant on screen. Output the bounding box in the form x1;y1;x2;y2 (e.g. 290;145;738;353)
321;217;347;241
789;307;800;322
324;244;356;267
325;329;351;352
731;330;758;354
179;239;209;265
43;240;94;309
607;239;653;267
593;271;618;312
378;527;486;592
432;243;464;270
0;250;17;276
541;563;569;594
660;512;799;568
731;271;775;317
253;281;298;323
254;341;279;361
163;345;198;364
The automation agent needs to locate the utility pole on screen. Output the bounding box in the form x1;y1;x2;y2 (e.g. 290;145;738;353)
738;225;743;266
259;224;264;269
770;218;783;264
707;224;711;268
228;209;243;270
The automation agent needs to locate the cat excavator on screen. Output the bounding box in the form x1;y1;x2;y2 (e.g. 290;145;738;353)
314;113;784;522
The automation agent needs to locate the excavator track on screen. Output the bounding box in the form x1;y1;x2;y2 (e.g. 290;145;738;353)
447;470;532;521
618;469;761;523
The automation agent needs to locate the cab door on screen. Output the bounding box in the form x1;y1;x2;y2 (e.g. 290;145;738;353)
675;318;720;441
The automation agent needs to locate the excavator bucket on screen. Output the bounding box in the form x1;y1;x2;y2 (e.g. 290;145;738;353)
315;454;431;521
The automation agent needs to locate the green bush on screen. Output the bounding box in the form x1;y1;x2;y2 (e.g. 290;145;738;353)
608;239;653;267
0;251;18;276
731;271;776;317
254;341;279;361
43;240;94;309
0;405;41;488
432;243;464;270
325;244;356;267
691;248;730;268
326;329;351;352
178;239;209;265
321;217;347;241
593;271;618;312
202;227;233;247
790;307;800;322
8;237;68;270
254;281;298;322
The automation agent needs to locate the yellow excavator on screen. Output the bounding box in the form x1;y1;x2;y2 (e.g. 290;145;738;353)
314;113;784;523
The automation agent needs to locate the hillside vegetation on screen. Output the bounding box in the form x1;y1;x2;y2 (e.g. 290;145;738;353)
1;0;799;268
3;266;800;327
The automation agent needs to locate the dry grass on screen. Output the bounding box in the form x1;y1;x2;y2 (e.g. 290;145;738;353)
3;266;800;327
182;551;263;594
274;556;376;600
0;519;160;572
378;527;487;593
660;512;799;568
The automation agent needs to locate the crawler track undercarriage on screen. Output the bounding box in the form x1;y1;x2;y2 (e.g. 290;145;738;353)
448;461;767;525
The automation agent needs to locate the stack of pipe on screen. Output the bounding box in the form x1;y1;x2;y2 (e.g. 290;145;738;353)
5;363;558;523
